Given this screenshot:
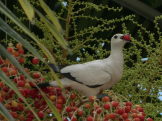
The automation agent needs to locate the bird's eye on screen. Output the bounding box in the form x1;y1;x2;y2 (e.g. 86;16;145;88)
114;35;118;39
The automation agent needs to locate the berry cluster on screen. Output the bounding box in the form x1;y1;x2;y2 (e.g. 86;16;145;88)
0;43;154;121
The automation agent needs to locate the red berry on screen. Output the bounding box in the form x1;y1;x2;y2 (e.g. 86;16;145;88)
18;57;25;63
122;113;128;119
133;118;140;121
17;81;25;87
71;117;77;121
86;116;93;121
111;101;119;108
77;110;83;116
0;82;4;88
0;57;4;65
70;93;76;99
32;57;39;64
136;107;144;112
10;111;18;118
66;107;72;112
2;67;8;73
107;113;116;119
32;72;40;78
125;106;131;113
84;103;91;109
115;108;125;115
125;102;133;107
18;48;24;54
102;96;110;102
146;118;154;121
89;96;96;102
56;104;63;110
104;103;110;110
38;111;44;118
7;47;14;53
16;43;23;49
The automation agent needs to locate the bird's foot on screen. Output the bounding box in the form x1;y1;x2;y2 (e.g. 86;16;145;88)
96;93;112;101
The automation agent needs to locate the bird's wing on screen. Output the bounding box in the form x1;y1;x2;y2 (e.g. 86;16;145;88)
60;60;112;87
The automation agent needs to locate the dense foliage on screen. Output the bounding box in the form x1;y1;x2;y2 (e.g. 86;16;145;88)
0;0;161;121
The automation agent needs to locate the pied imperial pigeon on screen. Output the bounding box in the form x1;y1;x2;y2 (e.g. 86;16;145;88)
38;34;131;97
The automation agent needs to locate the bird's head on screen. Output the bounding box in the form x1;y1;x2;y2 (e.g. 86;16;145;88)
111;34;131;48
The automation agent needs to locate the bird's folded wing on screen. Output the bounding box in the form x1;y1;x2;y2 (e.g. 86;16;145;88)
60;60;112;87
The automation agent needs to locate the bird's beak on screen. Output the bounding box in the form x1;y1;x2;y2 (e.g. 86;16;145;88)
120;34;131;42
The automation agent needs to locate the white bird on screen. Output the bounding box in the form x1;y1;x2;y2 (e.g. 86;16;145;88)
38;34;131;97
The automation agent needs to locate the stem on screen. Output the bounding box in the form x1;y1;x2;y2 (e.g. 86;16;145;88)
65;0;73;40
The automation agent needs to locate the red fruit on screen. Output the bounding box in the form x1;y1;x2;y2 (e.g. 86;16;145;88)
104;103;110;110
111;101;119;108
115;108;125;115
10;68;18;75
125;106;131;113
0;57;4;64
38;111;44;118
0;96;4;102
2;67;8;73
146;118;154;121
89;96;96;102
32;57;39;64
136;107;144;112
57;98;64;104
20;75;25;80
33;72;40;78
131;109;138;113
66;107;72;112
138;114;145;121
122;113;128;119
10;111;18;118
56;104;63;110
84;103;91;109
132;113;138;118
102;96;110;102
71;117;77;121
133;118;140;121
95;107;102;114
70;93;76;99
18;48;24;54
86;116;93;121
16;43;23;49
17;81;25;87
107;113;116;119
125;119;131;121
125;102;133;107
0;82;4;88
13;51;19;57
18;57;25;63
7;47;13;53
77;110;83;116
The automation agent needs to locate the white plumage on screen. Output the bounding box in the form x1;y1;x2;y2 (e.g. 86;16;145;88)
49;33;131;97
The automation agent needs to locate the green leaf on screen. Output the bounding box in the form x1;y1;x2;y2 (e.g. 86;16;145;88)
18;0;34;22
0;1;56;64
0;103;15;121
39;0;63;34
35;8;69;50
0;18;43;62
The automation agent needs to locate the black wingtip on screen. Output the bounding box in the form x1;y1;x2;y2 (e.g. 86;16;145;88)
37;82;50;88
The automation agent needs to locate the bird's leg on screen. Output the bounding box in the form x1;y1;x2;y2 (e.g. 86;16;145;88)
96;89;112;101
76;98;89;107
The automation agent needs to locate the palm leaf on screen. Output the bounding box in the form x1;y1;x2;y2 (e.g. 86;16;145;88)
18;0;34;22
0;103;15;121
